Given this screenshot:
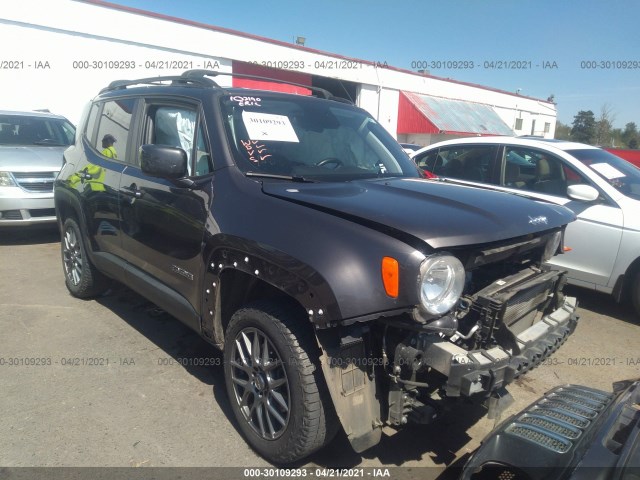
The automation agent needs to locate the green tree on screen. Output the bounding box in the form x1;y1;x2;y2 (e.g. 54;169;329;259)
595;104;616;146
622;122;638;149
571;110;596;144
610;128;624;148
554;121;571;140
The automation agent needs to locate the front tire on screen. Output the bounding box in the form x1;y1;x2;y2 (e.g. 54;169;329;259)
223;301;336;463
61;217;108;298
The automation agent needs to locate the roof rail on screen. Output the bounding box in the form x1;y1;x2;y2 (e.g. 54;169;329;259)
99;73;220;94
100;69;352;104
180;69;339;101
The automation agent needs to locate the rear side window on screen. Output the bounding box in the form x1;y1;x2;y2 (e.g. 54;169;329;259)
93;99;136;162
432;145;498;182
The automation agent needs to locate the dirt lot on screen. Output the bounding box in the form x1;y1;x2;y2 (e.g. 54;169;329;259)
1;226;638;478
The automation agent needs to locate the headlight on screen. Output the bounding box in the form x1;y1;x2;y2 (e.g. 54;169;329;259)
418;253;465;315
0;172;17;187
543;231;562;262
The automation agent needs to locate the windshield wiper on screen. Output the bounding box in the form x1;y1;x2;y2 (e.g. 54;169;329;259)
245;172;314;183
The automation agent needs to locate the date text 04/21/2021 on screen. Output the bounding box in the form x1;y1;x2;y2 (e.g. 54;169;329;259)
242;468;391;478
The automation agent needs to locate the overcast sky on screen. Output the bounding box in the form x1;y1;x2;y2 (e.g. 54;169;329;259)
113;0;640;128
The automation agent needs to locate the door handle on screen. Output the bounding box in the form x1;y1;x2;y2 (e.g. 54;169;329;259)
120;183;143;199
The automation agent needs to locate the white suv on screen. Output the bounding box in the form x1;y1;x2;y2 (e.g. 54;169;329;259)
412;136;640;315
0;110;75;226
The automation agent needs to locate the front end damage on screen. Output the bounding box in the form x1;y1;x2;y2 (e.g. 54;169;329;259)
385;268;577;426
398;268;576;400
317;233;579;453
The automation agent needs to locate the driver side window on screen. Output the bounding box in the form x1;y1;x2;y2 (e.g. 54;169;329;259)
432;145;497;182
145;105;213;176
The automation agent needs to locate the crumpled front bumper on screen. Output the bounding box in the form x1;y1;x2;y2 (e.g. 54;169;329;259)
422;295;578;398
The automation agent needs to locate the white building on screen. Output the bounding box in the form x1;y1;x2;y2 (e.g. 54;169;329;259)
0;0;557;143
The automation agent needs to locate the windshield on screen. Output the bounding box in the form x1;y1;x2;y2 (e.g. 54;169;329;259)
567;148;640;200
221;94;420;181
0;114;76;147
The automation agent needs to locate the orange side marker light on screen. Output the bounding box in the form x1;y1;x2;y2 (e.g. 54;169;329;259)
382;257;399;298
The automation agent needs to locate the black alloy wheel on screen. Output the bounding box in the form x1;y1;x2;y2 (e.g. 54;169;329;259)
229;326;291;440
61;217;108;298
223;301;337;463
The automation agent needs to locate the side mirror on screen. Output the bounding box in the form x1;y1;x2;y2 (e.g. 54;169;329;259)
567;184;599;202
140;144;188;179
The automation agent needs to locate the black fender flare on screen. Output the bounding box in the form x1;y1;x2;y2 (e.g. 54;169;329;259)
200;235;342;344
54;186;93;247
200;236;385;451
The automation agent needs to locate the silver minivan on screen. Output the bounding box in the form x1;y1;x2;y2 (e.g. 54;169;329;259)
412;136;640;316
0;110;75;226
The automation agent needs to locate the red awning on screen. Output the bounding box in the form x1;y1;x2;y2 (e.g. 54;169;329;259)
398;91;513;136
232;61;312;95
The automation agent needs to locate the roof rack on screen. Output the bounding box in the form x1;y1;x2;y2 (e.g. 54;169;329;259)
181;69;337;100
100;73;219;94
100;69;351;103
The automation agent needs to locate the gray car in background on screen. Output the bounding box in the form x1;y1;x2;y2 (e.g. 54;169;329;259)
0;110;75;226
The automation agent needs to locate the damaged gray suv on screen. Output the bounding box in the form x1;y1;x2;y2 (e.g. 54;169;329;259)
55;70;579;463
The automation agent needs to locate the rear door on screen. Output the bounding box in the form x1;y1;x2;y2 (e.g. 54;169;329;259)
74;98;137;260
119;99;214;313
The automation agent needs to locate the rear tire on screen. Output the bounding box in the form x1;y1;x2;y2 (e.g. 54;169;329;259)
223;301;337;463
61;217;109;298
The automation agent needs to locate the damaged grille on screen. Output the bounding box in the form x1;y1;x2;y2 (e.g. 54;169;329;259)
550;392;607;411
504;385;613;453
517;414;582;439
505;424;572;453
530;408;590;429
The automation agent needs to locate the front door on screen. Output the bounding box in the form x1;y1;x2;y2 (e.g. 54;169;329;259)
119;101;214;311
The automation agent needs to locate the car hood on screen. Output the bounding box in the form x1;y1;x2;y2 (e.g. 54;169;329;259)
262;177;575;249
0;145;67;171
